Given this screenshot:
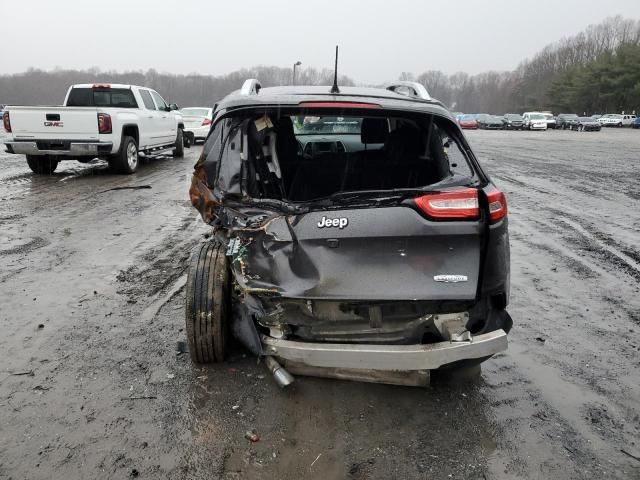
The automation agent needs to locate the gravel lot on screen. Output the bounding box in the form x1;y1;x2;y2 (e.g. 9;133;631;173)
0;129;639;479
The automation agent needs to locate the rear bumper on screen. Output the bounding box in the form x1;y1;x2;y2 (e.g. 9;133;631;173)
262;329;507;371
5;141;113;156
183;125;209;139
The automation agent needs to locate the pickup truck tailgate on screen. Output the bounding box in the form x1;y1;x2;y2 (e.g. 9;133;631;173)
9;106;99;140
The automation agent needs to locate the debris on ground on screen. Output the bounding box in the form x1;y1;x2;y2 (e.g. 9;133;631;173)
100;185;152;193
621;448;640;462
244;430;260;443
176;341;188;355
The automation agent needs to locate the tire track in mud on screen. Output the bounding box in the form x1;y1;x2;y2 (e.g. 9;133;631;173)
468;130;640;478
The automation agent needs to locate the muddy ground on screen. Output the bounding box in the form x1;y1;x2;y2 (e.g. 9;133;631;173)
0;128;639;480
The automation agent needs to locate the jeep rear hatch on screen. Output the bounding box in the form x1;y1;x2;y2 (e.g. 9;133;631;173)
193;108;505;301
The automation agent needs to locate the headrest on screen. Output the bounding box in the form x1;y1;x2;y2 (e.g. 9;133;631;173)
275;116;298;158
361;118;389;144
385;126;422;163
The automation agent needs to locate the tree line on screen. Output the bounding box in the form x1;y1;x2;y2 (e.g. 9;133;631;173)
0;66;354;108
0;16;638;115
408;15;640;114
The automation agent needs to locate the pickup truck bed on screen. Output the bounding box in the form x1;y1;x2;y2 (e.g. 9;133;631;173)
3;83;186;174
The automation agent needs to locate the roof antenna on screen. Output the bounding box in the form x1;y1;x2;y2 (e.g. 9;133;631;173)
330;45;340;94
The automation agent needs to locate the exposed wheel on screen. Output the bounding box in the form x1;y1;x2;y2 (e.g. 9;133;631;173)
185;241;229;363
26;155;58;174
109;136;138;174
173;128;184;157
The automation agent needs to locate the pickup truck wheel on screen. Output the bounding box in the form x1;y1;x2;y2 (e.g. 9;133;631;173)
110;136;138;174
185;241;229;363
26;155;58;174
173;128;184;157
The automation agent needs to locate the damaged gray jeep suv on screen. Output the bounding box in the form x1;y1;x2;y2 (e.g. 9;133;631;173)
187;79;511;386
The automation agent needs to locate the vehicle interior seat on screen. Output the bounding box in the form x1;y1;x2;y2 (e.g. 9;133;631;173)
274;116;300;193
342;117;389;191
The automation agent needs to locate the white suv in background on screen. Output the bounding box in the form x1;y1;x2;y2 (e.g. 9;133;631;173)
522;112;548;130
598;114;624;127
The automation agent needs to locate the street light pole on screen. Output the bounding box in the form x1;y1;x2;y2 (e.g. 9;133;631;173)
293;61;302;85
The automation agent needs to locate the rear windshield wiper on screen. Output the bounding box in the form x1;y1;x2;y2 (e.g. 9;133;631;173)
320;175;478;204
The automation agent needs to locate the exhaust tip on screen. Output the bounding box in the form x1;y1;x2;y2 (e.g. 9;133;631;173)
264;356;294;388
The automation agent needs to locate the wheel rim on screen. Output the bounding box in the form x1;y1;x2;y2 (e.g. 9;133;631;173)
127;142;138;169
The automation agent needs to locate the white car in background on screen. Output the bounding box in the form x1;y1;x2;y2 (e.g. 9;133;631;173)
598;114;624;127
180;107;214;144
542;112;556;129
522;112;548;130
622;114;637;126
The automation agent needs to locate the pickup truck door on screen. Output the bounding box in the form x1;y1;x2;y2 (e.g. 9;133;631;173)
137;89;164;148
150;90;176;144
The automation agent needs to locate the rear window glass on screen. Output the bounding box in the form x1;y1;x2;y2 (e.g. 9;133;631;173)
293;116;362;135
67;88;138;108
204;112;477;203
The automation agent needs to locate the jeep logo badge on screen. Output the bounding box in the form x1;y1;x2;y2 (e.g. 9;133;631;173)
317;216;348;229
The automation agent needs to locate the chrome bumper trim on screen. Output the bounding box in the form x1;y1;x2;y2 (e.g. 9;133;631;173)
262;329;508;371
5;141;112;156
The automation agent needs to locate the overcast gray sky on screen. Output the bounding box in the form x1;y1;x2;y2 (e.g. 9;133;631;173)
1;0;640;83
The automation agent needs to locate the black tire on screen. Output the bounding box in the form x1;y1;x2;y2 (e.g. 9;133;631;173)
109;136;138;174
173;128;184;157
185;241;229;363
26;155;58;174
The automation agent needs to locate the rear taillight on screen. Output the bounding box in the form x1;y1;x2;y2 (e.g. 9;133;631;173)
201;118;212;126
97;113;112;134
485;185;507;223
2;111;11;132
414;188;479;220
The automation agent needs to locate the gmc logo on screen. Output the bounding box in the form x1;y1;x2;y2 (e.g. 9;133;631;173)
44;121;64;127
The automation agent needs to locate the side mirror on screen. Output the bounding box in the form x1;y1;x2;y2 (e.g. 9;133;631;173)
169;103;179;111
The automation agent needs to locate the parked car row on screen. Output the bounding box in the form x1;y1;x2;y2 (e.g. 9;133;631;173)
456;111;638;132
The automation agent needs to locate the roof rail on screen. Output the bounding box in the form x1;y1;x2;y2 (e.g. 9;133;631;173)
240;78;262;96
385;81;431;101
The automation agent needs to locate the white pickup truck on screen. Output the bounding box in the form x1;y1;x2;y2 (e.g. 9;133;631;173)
2;84;186;174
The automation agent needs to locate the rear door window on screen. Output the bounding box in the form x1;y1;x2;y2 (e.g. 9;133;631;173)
140;90;156;110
